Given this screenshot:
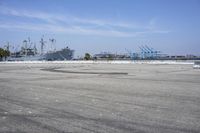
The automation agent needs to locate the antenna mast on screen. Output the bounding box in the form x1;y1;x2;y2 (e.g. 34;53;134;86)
49;38;56;52
40;37;46;55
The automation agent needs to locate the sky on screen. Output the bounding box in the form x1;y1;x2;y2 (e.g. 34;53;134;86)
0;0;200;57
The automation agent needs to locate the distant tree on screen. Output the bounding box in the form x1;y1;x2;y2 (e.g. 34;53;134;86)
0;48;4;61
84;53;91;60
4;49;10;60
0;48;10;61
107;54;114;60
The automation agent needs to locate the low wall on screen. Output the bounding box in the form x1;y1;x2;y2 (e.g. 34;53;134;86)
0;60;195;65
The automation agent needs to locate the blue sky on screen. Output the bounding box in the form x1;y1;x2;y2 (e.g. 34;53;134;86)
0;0;199;57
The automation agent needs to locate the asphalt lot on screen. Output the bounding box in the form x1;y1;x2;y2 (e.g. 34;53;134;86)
0;63;200;133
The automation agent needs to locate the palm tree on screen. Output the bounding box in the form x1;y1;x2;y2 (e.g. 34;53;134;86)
84;53;91;60
0;48;4;61
4;49;10;60
0;48;10;61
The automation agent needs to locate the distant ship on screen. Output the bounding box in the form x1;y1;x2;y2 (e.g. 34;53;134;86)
43;47;74;61
8;37;74;61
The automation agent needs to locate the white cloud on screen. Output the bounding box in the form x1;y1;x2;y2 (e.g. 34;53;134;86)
0;22;144;37
0;6;170;37
0;6;135;28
